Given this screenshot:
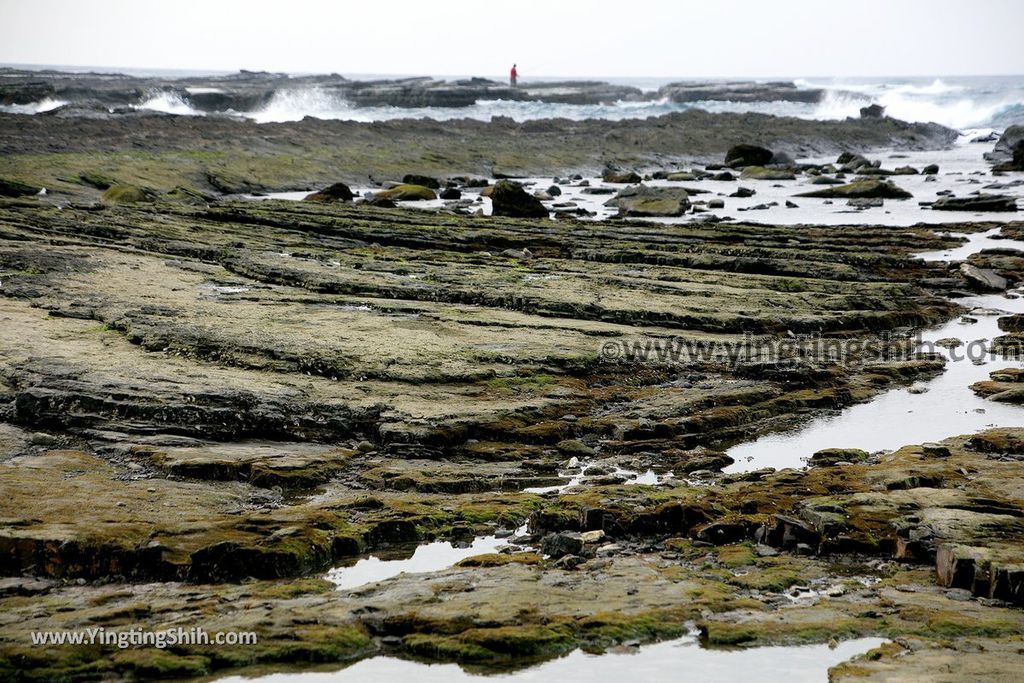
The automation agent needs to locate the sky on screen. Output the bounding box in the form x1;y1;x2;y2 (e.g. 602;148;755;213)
1;0;1022;79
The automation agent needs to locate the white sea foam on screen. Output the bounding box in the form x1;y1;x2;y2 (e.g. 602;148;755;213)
0;97;67;114
133;90;202;116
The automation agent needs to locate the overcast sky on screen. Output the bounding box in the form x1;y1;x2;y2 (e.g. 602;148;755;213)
1;0;1022;79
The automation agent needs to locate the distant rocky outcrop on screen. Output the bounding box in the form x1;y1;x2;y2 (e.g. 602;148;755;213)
658;81;824;103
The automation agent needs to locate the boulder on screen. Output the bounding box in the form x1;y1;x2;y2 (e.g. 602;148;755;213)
604;185;690;217
994;141;1024;172
601;169;642;184
960;263;1009;291
796;178;912;199
933;194;1018;212
401;174;441;189
810;448;869;466
893;166;919;175
730;187;756;198
923;164;940;175
0;177;42;197
998;314;1024;332
541;532;585;559
986;125;1024;165
725;144;774;169
439;187;462;200
370;184;437;202
489;180;548;218
304;182;354;203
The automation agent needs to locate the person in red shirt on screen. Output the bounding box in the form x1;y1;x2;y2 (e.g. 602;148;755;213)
510;64;518;87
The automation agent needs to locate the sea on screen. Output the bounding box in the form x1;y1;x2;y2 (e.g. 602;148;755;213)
2;65;1024;132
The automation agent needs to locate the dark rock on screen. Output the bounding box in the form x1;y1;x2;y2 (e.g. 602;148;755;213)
725;144;774;169
796;179;912;199
994;142;1024;172
923;164;940;175
934;194;1018;212
402;174;441;189
960;263;1009;291
490;180;548;218
541;532;585;558
547;184;562;197
758;514;821;550
660;81;822;104
986;125;1024;165
730;187;755;198
695;521;748;545
860;103;885;118
304;182;354;203
602;169;642;184
439;187;462;200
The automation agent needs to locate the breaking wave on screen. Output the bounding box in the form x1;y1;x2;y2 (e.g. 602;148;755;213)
0;97;67;114
133;90;202;116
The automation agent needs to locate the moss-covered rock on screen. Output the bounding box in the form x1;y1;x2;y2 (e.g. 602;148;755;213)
796;179;912;199
100;183;153;204
605;185;690;217
0;176;42;197
369;184;437;202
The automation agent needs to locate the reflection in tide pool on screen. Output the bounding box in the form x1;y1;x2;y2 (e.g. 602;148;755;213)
727;229;1024;472
214;636;886;683
327;526;528;591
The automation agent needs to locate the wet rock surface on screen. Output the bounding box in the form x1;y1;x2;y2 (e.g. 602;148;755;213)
0;189;1018;679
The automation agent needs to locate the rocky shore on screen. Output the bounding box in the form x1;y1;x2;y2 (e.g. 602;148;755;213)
0;184;1022;679
0;68;841;114
0;74;1023;681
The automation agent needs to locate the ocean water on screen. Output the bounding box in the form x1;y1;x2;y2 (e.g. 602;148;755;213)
2;66;1023;130
146;75;1024;129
